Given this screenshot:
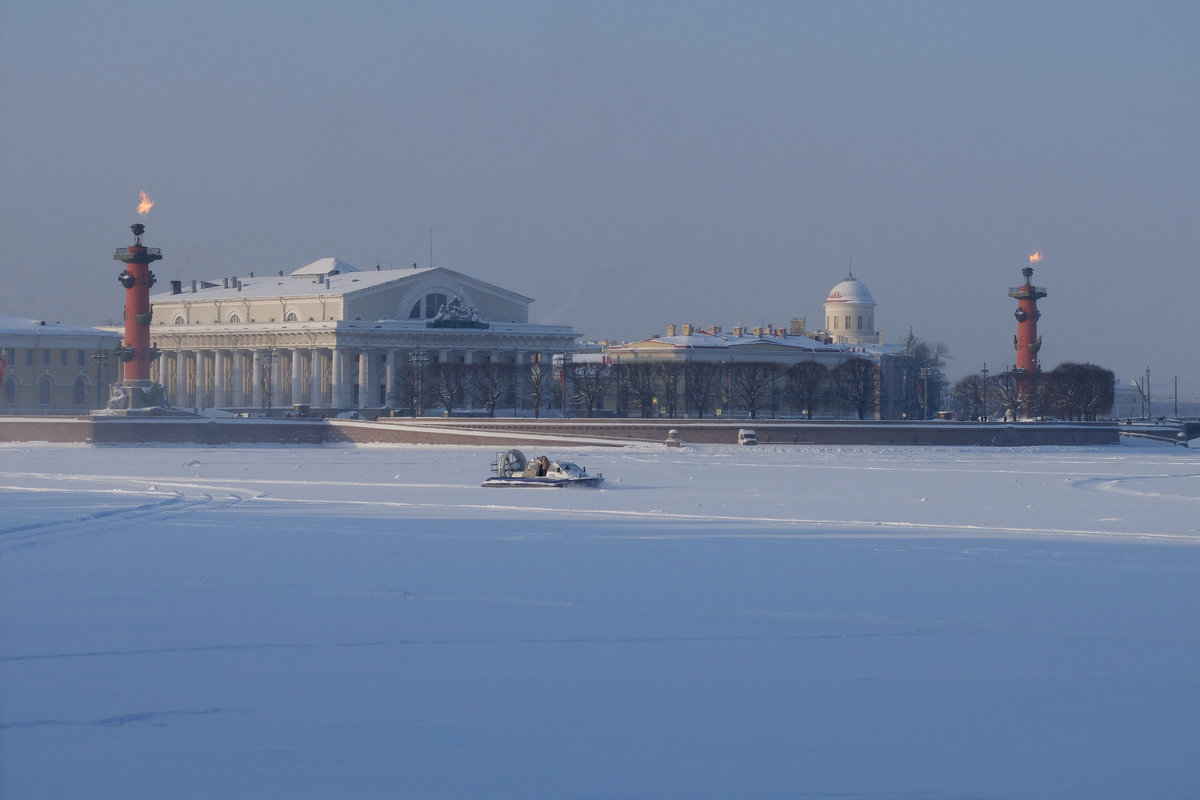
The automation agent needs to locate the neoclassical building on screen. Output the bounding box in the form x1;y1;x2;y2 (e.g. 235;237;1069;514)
1;314;121;414
607;320;854;368
137;258;580;412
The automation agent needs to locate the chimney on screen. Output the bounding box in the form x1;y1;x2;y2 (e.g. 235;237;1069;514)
681;323;693;336
223;277;230;289
666;324;676;337
170;280;182;295
191;280;197;293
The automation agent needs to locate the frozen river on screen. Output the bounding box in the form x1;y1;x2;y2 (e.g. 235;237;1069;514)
2;441;1198;799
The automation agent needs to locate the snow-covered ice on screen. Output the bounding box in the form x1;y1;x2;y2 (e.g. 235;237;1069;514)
2;440;1198;799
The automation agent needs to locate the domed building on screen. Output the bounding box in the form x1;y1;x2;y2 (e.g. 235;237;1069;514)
824;272;880;346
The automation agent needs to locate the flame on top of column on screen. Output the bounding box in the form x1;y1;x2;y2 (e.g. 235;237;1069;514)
136;190;154;217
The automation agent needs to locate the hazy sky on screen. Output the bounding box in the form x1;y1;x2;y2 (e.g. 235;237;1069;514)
2;1;1196;393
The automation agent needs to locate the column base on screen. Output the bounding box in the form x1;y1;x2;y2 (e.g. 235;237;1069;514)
108;380;166;410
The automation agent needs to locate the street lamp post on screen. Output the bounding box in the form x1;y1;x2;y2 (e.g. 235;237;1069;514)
980;362;989;421
92;350;109;409
409;349;428;417
261;349;274;412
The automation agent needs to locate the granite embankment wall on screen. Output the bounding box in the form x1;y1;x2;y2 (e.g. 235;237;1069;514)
0;416;1120;447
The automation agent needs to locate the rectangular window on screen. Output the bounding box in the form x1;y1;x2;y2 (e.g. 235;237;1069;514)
857;316;863;330
60;350;69;367
845;316;851;330
78;349;87;367
832;317;838;330
25;349;34;365
42;349;51;366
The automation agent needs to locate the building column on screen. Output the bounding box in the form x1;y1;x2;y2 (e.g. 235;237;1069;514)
310;349;323;408
251;350;263;409
385;349;397;408
291;350;303;407
161;353;173;406
214;350;226;407
176;351;189;409
198;351;210;409
331;348;344;408
359;350;375;409
270;350;282;409
230;351;244;407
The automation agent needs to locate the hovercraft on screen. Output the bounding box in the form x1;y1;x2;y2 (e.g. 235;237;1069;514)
482;449;604;488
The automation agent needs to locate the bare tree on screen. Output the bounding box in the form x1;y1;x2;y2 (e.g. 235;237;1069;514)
1042;363;1114;420
951;374;988;421
469;360;515;417
393;362;429;417
832;357;877;419
526;358;551;418
620;363;659;418
429;361;467;416
989;370;1022;421
657;363;683;418
902;331;952;419
783;361;827;418
683;361;722;418
569;361;611;417
728;362;777;419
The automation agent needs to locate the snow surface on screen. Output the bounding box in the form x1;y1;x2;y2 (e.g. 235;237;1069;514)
2;441;1198;799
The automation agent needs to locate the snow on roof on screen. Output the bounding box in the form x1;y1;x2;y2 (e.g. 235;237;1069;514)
825;274;876;306
150;262;438;303
0;313;118;339
615;329;843;352
149;261;536;306
290;257;360;276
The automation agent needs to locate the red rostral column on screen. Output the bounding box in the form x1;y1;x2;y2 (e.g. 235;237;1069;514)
1008;252;1047;396
113;222;162;404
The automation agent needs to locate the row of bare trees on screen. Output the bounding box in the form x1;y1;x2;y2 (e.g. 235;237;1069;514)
379;340;989;421
383;357;890;419
951;362;1115;421
572;357;885;419
390;360;556;417
372;347;1112;423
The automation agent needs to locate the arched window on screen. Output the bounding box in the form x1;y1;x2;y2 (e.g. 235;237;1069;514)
38;378;53;406
228;313;241;324
285;312;298;322
173;315;186;325
74;378;88;405
3;379;15;404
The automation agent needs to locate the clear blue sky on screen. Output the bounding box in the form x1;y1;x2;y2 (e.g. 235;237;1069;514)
2;0;1196;393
